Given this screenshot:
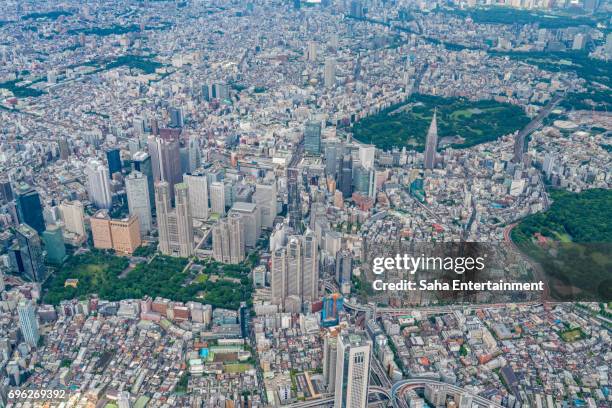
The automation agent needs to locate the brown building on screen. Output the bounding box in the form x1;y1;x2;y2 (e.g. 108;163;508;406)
90;211;113;249
90;210;141;254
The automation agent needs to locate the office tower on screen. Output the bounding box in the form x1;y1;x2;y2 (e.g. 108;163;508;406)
174;183;193;257
572;33;587;50
155;182;193;257
59;200;86;237
91;210;141;254
350;0;364;18
323;333;338;392
253;183;277;229
212;214;245;264
106;148;122;178
304;120;322;155
334;331;372;408
148;135;182;201
58;138;71;160
271;233;318;311
184;173;209;220
287;167;301;231
126;172;153;235
340;155;353;198
229;202;260;248
214;83;230;101
15;184;46;234
85;159;113;209
0;179;13;203
183;136;201;173
358;145;375;170
307;41;317;61
118;391;131;408
42;225;66;265
324;58;336;88
132;151;155;209
210;181;226;215
423;109;438;170
17;300;40;347
335;249;352;290
458;393;473;408
168;106;184;128
15;224;46;282
324;141;340;179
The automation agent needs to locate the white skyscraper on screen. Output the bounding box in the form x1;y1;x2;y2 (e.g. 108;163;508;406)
323;333;338;392
308;41;317;61
184;173;209;220
59;200;86;237
17;299;40;347
253;183;277;229
85;159;113;209
228;202;260;248
212;213;245;264
155;181;193;257
358;145;376;170
126;171;152;235
334;331;372;408
210;181;226;215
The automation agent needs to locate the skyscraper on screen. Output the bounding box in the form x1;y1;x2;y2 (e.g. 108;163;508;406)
228;202;260;248
184;173;209;220
335;249;352;292
132;151;155;210
423;109;438;170
210;181;226;215
106;148;122;178
212;213;245;264
155;181;193;257
334;331;372;408
307;41;317;62
15;224;46;282
168;106;184;128
270;232;318;312
126;171;153;235
15;184;46;234
59;200;86;238
253;183;277;229
148;134;182;202
323;332;338;392
17;300;40;347
85;159;113;209
304;121;322;155
42;225;66;265
340;155;353;198
324;57;336;88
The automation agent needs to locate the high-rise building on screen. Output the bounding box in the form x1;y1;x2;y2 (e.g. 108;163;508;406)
304;121;322;155
0;179;13;203
15;224;46;282
126;171;152;235
340;155;353;198
184;173;209;220
307;41;317;62
349;0;364;18
168;106;184;128
334;331;372;408
106;148;122;178
148;134;182;202
42;225;66;265
85;159;113;209
423;110;438;170
323;332;338;392
155;182;193;257
90;210;142;254
324;58;336;88
287;168;301;231
17;300;40;347
228;202;260;248
253;183;277;229
58;138;71;160
358;145;375;170
335;249;352;292
132;151;155;209
270;232;318;311
15;184;46;234
210;181;226;215
212;213;245;264
59;200;86;238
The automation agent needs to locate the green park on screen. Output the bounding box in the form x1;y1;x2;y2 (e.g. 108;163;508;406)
352;94;529;151
512;189;612;300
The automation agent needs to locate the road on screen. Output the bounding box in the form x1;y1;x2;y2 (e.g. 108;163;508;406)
513;93;564;163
